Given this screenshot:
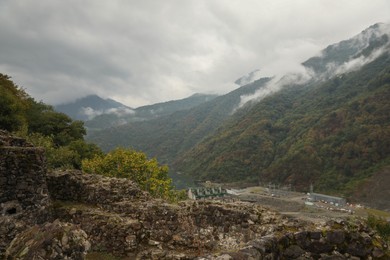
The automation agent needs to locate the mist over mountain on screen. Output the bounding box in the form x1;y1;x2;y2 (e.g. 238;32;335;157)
87;77;271;161
85;93;218;132
234;69;262;86
303;23;390;76
236;23;390;108
172;24;390;203
55;95;133;121
87;23;390;209
175;52;390;186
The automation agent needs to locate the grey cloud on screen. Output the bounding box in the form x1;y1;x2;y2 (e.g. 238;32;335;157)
0;0;389;107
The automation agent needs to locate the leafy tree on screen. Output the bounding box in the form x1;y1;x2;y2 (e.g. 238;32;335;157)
0;74;28;131
67;140;104;169
25;101;86;147
0;73;102;170
25;133;103;170
82;148;174;199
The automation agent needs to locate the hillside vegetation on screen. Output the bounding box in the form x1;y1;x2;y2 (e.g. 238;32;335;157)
175;53;390;196
81;93;218;132
88;77;271;163
0;74;103;169
0;74;182;200
87;23;390;201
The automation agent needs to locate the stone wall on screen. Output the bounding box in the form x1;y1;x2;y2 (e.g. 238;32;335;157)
47;169;149;205
0;131;89;259
0;130;50;221
0;130;52;257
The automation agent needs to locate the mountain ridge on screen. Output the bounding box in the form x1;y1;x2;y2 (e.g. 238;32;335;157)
87;77;272;162
85;93;219;131
87;23;390;209
55;94;131;121
175;51;390;200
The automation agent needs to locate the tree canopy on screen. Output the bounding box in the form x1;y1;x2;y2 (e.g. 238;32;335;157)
82;148;178;200
0;73;102;169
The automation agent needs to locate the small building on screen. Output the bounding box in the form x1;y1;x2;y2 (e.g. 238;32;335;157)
188;187;227;200
307;192;346;206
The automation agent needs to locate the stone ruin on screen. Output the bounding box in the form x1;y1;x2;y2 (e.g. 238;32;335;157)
0;131;89;259
0;130;49;221
0;130;389;259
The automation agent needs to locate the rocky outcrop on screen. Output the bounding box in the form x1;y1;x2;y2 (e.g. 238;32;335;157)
47;171;390;259
48;170;290;258
47;169;149;205
5;220;90;259
1;130;389;259
202;220;389;259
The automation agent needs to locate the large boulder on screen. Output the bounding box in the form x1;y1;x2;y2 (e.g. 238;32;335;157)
5;220;90;259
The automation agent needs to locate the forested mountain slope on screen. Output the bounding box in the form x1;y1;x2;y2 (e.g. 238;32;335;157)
174;52;390;196
87;77;271;163
85;93;217;132
88;23;390;199
55;95;130;121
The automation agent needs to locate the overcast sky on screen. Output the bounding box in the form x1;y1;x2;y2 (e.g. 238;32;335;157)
0;1;389;107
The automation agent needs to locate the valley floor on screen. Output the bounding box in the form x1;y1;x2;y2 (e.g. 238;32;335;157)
230;186;390;224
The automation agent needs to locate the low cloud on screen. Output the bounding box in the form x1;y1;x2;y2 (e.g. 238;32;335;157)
80;106;135;120
235;69;261;86
106;107;135;116
335;46;390;75
80;107;104;120
0;1;389;107
235;68;312;111
234;23;390;110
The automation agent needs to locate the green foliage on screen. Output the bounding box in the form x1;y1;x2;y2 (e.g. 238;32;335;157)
168;189;188;203
68;140;104;167
87;78;271;162
0;73;102;170
84;93;218;132
26;100;86;146
24;128;103;170
366;214;390;242
0;74;28;131
82;148;175;200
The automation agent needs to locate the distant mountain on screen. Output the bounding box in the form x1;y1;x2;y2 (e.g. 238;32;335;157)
172;24;390;206
175;52;390;190
303;23;390;77
55;95;132;121
87;77;271;162
88;23;390;210
85;93;218;131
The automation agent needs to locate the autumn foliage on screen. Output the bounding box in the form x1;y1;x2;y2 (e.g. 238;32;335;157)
82;148;180;200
